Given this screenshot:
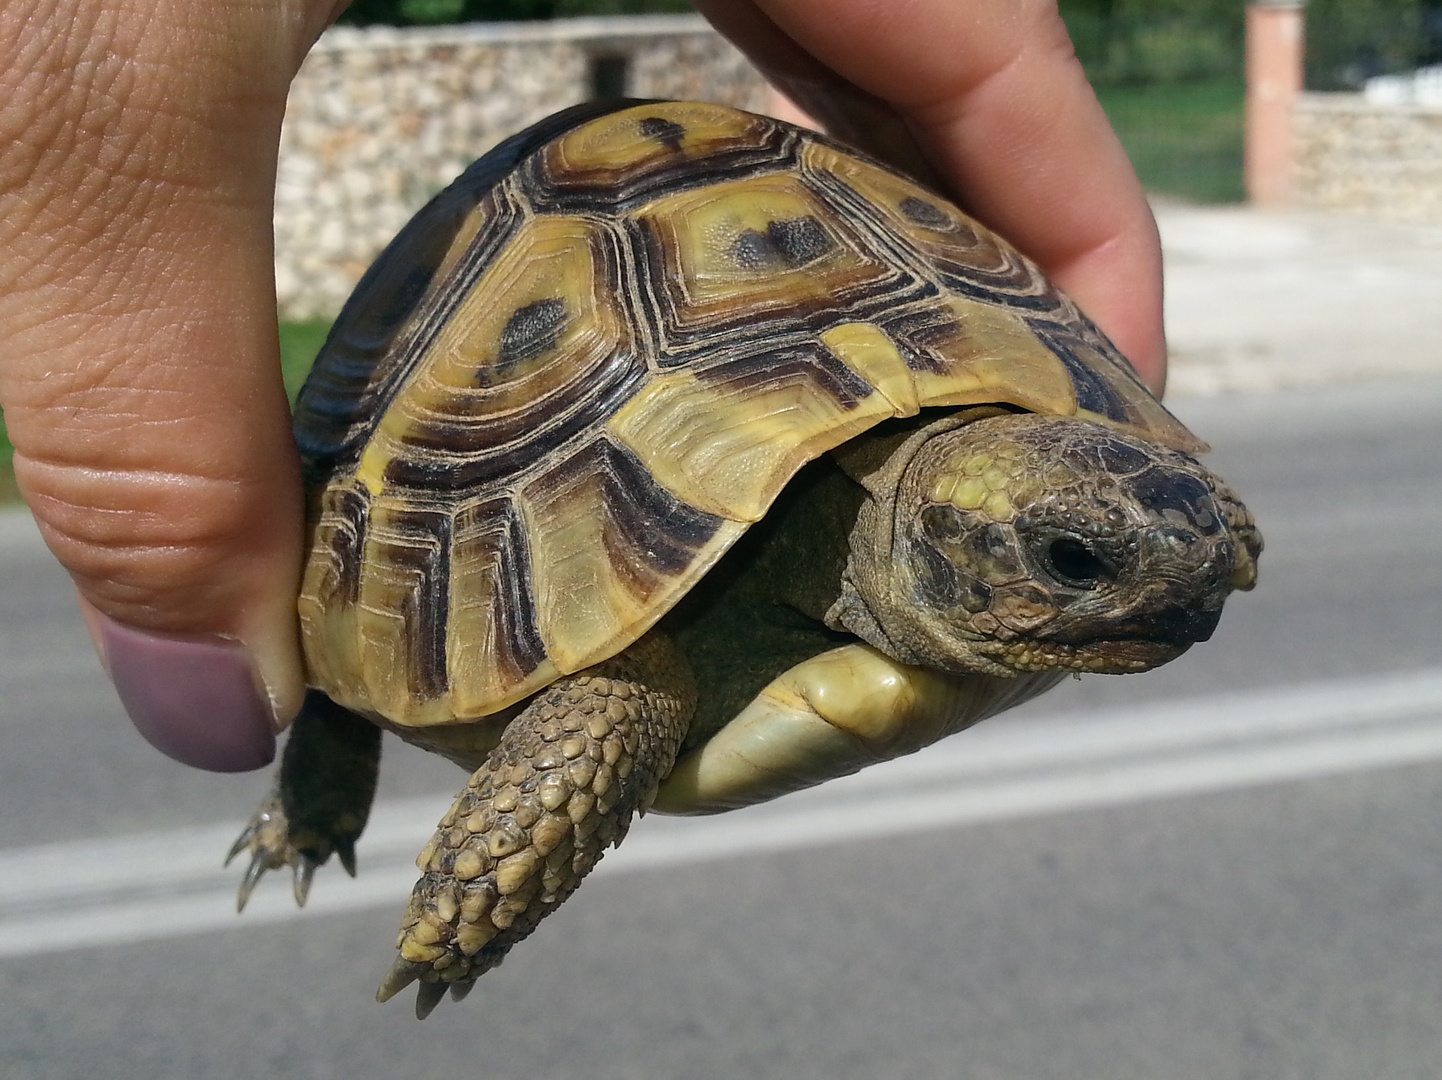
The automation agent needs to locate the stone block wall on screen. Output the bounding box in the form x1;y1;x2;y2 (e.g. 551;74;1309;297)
275;15;774;319
1292;93;1442;222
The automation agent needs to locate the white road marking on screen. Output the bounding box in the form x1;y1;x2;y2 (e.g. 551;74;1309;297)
4;667;1442;960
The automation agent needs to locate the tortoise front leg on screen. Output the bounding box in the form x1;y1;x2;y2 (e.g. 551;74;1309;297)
651;643;1062;815
378;633;694;1018
227;691;382;908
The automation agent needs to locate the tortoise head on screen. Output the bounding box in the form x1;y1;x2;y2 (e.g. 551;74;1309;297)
828;412;1262;678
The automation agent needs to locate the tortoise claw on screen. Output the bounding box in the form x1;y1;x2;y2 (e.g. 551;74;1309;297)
336;837;358;878
448;980;475;1004
239;853;275;913
224;825;258;868
376;958;428;1004
292;854;319;907
415;981;447;1020
229;795;292;911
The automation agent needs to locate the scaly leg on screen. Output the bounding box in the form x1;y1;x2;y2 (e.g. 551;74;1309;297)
377;633;695;1018
227;690;382;908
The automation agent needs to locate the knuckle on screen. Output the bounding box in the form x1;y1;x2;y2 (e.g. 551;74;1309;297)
16;452;290;627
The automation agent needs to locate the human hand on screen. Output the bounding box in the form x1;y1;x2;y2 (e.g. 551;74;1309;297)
691;0;1167;392
0;1;346;770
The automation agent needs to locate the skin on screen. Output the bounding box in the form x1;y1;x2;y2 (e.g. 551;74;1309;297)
0;0;1165;762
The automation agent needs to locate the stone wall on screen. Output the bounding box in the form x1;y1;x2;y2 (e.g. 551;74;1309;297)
1292;93;1442;222
275;15;775;319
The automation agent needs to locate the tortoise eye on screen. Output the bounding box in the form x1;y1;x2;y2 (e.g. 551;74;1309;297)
1045;538;1110;588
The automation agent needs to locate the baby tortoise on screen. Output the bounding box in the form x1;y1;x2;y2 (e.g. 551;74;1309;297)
229;100;1262;1017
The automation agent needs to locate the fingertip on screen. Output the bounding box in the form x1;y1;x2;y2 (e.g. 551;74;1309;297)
93;609;278;773
1045;214;1169;396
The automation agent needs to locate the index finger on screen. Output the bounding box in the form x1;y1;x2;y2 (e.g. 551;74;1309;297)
691;0;1167;393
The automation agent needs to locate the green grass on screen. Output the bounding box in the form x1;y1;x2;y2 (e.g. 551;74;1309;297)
0;321;334;507
279;320;334;403
1094;77;1245;204
0;409;16;505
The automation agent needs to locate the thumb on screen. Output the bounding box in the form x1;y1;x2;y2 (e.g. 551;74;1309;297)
0;1;340;770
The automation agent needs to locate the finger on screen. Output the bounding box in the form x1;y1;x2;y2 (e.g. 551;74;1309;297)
0;0;341;769
694;0;1167;392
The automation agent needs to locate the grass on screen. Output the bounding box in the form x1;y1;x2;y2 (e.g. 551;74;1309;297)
0;321;334;507
278;320;334;403
1094;77;1245;204
0;412;16;505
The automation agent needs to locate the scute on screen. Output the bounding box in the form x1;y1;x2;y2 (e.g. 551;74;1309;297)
353;213;640;499
634;170;906;339
537;101;788;204
799;139;1200;451
293;181;498;484
296;100;1204;728
293;99;636;484
608;347;893;522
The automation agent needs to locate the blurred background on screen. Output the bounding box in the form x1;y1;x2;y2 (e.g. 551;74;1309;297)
3;3;1442;1078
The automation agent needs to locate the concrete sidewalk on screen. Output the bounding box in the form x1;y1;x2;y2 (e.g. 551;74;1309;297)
1156;202;1442;397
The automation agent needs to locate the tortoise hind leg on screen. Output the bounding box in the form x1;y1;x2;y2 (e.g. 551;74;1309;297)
227;690;382;909
378;633;694;1018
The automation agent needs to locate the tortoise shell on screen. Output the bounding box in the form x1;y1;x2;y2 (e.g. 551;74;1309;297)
293;99;1198;728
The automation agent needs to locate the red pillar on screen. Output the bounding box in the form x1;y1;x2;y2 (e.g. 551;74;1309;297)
1246;0;1306;206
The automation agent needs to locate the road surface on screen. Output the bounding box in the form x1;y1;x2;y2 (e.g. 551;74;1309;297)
1;374;1440;1079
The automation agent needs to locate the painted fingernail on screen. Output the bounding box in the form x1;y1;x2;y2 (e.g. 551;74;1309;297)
97;615;276;772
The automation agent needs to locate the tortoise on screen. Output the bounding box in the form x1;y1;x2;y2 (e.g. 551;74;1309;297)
229;99;1262;1017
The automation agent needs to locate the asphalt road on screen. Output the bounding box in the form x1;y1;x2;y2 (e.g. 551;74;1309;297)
1;374;1440;1080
